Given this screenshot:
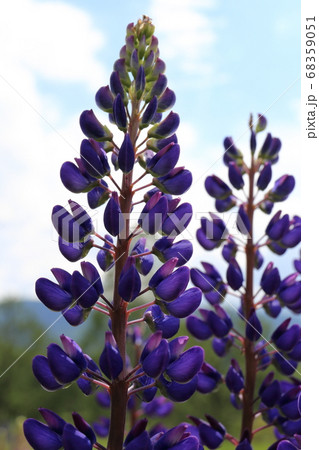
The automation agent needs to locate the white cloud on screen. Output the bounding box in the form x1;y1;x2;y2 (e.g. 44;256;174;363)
0;0;108;298
149;0;218;79
1;0;107;87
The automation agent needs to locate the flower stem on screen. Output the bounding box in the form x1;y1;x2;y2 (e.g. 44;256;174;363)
241;151;258;438
127;300;155;315
107;97;141;450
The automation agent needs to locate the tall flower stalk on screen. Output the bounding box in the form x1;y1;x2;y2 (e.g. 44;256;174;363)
187;115;301;449
24;17;206;450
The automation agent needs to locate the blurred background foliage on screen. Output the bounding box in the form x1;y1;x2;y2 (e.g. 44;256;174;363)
0;288;300;449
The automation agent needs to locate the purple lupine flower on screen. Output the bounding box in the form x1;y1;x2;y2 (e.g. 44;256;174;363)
62;423;93;449
236;438;252;450
264;298;282;318
165;346;204;383
103;191;124;236
287;339;301;361
215;195;237;212
93;417;110;438
99;332;123;379
147;73;168;100
158;374;198;402
77;354;102;395
118;256;141;302
254;248;264;269
279;386;301;420
60;160;97;193
135;65;146;98
148;111;180;139
70;270;100;309
271;319;300;352
144;305;180;338
155;167;192;195
212;336;234;357
46;336;87;385
110;70;127;99
72;412;96;446
168;336;189;360
138;191;168;234
140;96;158;129
146;143;180;177
32;355;63;391
228;162;244;189
268;175;295;202
223;137;243;167
255;340;271;370
153;266;190;302
191;262;224;294
131;238;154;275
161;202;193;237
149;258;179;288
259;199;274;214
257;162;272;190
142;396;173;417
203;305;233;338
118;133;135;173
87;180;110;208
24;418;63;450
191;415;226;450
258;372;281;407
153;237;193;267
222;237;238;262
147;133;178;152
58;236;93;262
256;113;267;132
226;258;244;290
237;204;251;235
245;309;262;341
80;138;110;178
80;109;113;141
35;274;73;312
157;87;176;112
196;215;228;250
197;362;222;394
113;93;127;130
165;287;202;318
51;201;94;243
266;211;290;240
96;234;114;272
225;359;244;393
95;85;114;112
260;262;280;295
142;338;170;379
250;130;256;153
258;132;273;158
186;315;214;340
124;420;152;450
273;353;298;376
205;175;232;199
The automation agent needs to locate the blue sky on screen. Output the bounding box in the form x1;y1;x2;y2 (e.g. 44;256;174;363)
0;0;300;298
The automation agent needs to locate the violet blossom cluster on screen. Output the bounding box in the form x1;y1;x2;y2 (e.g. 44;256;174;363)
24;17;210;450
186;115;301;449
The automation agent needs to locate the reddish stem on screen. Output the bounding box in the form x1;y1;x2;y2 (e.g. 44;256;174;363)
127;300;155;315
241;151;258;437
107;97;141;450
